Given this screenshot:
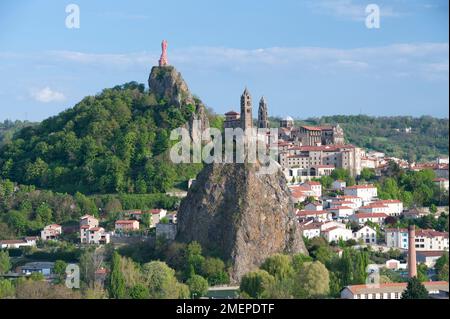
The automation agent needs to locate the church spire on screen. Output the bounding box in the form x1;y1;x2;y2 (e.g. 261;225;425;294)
240;87;252;130
258;96;269;129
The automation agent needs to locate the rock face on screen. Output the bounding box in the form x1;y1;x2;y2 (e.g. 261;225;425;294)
176;163;307;283
148;65;210;139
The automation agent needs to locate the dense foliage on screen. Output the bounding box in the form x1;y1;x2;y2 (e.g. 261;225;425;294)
0;120;37;148
0;178;179;238
0;82;203;194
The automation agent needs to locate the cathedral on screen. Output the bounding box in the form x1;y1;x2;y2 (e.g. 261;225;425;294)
224;88;269;130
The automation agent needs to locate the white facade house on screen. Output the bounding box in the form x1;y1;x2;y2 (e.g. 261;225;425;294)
359;203;389;214
40;224;62;241
353;225;377;244
385;228;409;250
416;251;446;268
386;228;449;251
341;282;449;299
296;210;331;222
304;202;323;211
344;185;377;202
80;215;110;244
322;226;353;243
332;180;346;190
150;209;168;227
303;181;322;197
328;206;354;219
376;200;403;216
415;229;449;251
330;200;359;210
320;221;347;231
350;212;387;225
80;215;99;228
434;178;449;191
0;237;38;249
300;222;322;239
335;195;363;208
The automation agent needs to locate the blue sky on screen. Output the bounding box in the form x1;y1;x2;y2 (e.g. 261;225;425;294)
0;0;448;121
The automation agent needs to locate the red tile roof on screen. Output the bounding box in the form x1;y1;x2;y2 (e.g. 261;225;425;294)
345;184;376;189
353;212;388;218
115;220;138;225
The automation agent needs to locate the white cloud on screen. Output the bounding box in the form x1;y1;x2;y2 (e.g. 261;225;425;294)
30;87;66;103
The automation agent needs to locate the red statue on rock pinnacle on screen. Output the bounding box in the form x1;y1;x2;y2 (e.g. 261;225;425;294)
159;40;169;66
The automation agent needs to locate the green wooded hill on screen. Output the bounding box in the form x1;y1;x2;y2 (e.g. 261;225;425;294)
0;82;204;194
0;120;37;148
269;115;449;162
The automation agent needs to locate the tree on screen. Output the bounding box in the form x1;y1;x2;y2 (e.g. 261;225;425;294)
53;260;68;283
294;261;330;298
187;274;209;298
438;263;449;281
0;250;11;274
260;254;293;281
360;168;375;181
417;263;429;282
108;252;126;299
340;249;354;286
239;270;275;299
353;251;369;284
30;272;45;281
129;283;150;299
201;257;229;286
291;253;313;272
184;241;205;279
36;202;53;225
401;277;429;299
142;261;183;299
0;279;15;298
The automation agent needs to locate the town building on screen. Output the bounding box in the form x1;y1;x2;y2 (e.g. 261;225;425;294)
280;116;294;129
115;220;140;232
296;210;331;222
344;184;377;202
0;237;38;249
373;199;403;216
304;202;323;211
150;209;168;227
349;212;387;225
416;251;447;268
80;215;110;244
18;262;55;277
294;124;345;146
434;178;449;191
40;224;62;241
328;206;354;219
223;111;241;129
353;225;377;244
332;180;346;190
385;228;449;251
340;281;449;299
335;195;363;208
299;221;322;239
321;226;353;243
156;223;177;241
279;144;362;177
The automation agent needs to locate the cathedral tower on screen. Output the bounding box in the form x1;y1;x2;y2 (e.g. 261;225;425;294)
258;96;269;129
240;88;253;130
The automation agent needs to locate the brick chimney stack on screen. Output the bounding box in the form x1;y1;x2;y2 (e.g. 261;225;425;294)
408;225;417;278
